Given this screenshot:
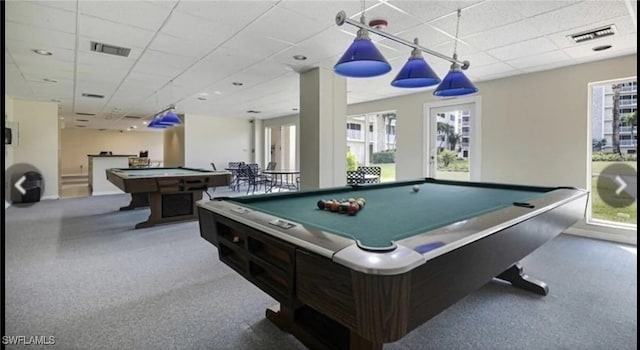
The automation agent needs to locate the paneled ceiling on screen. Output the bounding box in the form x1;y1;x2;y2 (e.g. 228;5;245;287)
4;0;637;131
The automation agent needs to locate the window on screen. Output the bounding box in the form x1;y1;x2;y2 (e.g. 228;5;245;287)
347;111;396;182
588;77;637;229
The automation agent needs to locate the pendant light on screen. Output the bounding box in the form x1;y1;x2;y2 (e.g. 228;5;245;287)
391;38;441;88
433;9;478;97
333;1;391;78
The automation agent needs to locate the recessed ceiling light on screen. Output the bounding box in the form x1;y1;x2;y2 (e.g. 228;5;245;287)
59;117;64;120
143;121;148;125
293;55;307;61
197;96;207;101
593;45;612;51
292;108;298;111
213;91;222;95
33;49;53;56
43;78;57;83
232;82;243;86
131;126;137;129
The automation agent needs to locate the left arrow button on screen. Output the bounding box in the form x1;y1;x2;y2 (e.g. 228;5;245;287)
15;175;27;195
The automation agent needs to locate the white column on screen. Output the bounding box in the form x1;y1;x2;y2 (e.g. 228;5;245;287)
299;67;347;189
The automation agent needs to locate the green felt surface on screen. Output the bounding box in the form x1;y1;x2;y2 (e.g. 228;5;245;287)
231;181;550;249
115;168;210;176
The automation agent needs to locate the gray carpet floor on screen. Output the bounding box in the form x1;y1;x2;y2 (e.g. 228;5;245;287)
3;189;637;349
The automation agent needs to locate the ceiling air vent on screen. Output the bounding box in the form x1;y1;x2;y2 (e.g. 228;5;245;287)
81;93;104;99
569;25;616;43
247;110;261;114
123;115;141;119
90;41;131;57
75;119;90;122
75;112;96;116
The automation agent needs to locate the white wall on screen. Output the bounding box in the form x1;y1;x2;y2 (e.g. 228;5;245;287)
11;99;59;199
184;114;252;170
61;128;163;174
347;55;637;190
163;125;184;167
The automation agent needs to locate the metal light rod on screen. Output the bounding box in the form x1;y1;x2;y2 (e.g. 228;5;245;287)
335;11;470;70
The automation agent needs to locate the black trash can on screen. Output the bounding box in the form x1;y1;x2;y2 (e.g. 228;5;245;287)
21;171;42;203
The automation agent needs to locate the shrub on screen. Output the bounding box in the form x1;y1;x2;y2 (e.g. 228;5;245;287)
346;151;358;171
592;152;637;161
372;151;395;164
438;150;457;167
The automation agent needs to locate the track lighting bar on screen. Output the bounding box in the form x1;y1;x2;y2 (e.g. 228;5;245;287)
335;11;470;70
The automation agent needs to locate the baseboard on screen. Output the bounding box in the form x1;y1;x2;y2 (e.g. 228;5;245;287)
564;227;637;246
91;190;124;196
41;195;60;200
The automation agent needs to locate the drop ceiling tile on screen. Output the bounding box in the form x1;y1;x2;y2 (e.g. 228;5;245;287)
388;23;452;49
509;0;577;18
487;37;560;61
221;32;293;61
159;11;238;42
149;33;215;58
527;1;630;35
79;15;156;50
507;50;573;70
134;49;199;77
430;1;525;38
5;1;77;34
462;19;542;50
464;61;520;81
240;6;331;45
388;1;482;24
79;1;173;31
5;22;76;50
175;0;278;27
31;1;77;13
280;1;365;27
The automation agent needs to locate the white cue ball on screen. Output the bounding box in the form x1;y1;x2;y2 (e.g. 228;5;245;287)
412;185;420;192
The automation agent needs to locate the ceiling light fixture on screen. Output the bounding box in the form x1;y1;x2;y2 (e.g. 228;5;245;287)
43;78;57;83
232;82;243;86
593;45;612;52
148;82;182;129
334;1;391;78
293;55;307;61
334;6;477;97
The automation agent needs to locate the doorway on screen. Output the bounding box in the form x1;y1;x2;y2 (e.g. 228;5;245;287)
424;97;481;181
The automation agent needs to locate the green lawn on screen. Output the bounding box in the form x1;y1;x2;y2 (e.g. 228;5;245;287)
591;161;637;224
378;163;396;182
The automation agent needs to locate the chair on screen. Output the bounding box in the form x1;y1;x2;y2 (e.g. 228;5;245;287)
236;163;268;194
358;166;381;184
346;170;365;185
266;161;277;170
211;163;217;171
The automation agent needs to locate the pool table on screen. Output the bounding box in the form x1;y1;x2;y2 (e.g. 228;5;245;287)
197;178;588;349
106;167;230;229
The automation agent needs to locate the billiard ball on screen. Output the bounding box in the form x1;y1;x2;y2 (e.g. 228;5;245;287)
347;202;360;216
317;200;326;210
413;185;420;192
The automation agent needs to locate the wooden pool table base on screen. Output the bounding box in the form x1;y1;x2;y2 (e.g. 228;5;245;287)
120;191;204;229
263;265;549;350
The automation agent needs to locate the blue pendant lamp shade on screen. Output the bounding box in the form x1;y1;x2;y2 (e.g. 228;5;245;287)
433;62;478;97
159;110;181;125
147;117;169;128
334;27;391;78
391;43;440;88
